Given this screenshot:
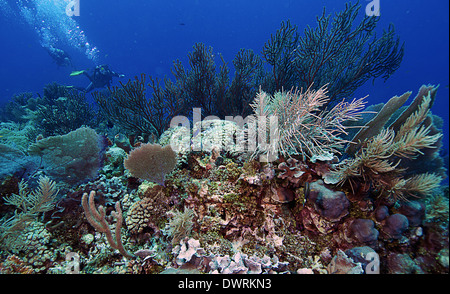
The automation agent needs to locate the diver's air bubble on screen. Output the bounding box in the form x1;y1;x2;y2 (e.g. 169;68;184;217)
0;0;99;62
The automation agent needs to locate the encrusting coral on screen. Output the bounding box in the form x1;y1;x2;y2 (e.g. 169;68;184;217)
0;255;34;274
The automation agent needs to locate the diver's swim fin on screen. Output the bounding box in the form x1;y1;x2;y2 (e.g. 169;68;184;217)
70;70;85;76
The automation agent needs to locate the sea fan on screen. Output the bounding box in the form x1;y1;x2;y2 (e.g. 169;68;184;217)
124;143;177;186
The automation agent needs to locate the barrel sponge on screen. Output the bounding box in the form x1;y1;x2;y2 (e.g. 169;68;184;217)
124;143;176;186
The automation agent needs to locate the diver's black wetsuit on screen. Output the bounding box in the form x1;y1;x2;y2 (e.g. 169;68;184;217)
83;65;123;92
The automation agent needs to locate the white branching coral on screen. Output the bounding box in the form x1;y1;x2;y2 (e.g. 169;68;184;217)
248;85;366;161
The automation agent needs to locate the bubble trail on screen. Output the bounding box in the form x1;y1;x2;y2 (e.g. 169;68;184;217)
0;0;99;63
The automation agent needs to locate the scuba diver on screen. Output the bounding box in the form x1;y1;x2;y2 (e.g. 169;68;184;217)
71;64;125;92
45;45;73;68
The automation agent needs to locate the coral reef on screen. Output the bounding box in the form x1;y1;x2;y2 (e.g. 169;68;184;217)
0;110;447;275
0;2;447;277
0;84;447;276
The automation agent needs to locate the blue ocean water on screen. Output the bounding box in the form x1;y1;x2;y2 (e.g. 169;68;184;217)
0;0;448;144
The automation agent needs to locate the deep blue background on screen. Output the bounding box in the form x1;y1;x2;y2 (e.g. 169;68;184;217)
0;0;448;149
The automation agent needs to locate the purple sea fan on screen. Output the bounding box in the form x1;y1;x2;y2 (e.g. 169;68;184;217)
124;143;177;186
